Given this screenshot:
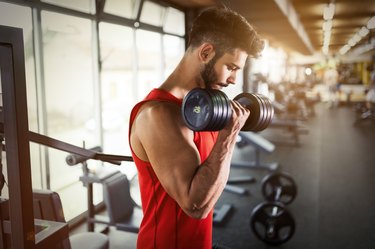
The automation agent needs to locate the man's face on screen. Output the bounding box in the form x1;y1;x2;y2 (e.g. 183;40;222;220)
201;48;248;90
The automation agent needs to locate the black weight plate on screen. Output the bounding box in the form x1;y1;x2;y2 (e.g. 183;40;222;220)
213;90;228;130
234;93;260;131
218;90;232;129
258;94;271;131
212;89;227;131
255;94;271;131
206;90;220;131
252;94;267;131
211;89;225;131
250;202;295;245
260;94;274;130
210;90;223;131
182;88;213;131
261;171;297;205
254;94;270;132
215;90;230;130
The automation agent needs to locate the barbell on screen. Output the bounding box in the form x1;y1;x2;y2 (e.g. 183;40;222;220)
181;88;274;132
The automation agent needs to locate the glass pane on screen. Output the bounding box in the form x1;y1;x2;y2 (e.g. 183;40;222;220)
163;7;185;36
41;10;97;220
99;23;135;155
41;0;95;14
136;29;163;97
163;35;184;77
104;0;139;19
0;2;43;189
140;1;165;27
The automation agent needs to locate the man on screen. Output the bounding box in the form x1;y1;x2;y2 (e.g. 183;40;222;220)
129;7;264;249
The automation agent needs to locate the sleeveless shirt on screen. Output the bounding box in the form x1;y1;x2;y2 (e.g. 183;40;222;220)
129;88;218;249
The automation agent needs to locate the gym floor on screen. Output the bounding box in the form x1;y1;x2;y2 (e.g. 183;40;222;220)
72;102;375;249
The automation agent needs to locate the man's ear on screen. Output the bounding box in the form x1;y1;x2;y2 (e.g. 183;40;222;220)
199;43;215;63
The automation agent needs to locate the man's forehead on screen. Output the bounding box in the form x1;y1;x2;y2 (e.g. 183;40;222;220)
220;49;248;67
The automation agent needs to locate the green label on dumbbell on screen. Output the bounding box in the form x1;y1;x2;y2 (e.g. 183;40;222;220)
193;106;201;114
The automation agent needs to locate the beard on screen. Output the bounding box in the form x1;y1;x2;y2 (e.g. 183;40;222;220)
200;58;218;90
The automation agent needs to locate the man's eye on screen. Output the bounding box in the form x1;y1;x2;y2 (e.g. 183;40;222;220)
227;66;235;71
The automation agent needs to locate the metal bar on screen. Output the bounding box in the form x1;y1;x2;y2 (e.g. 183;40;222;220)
29;131;97;158
0;25;35;249
29;131;133;163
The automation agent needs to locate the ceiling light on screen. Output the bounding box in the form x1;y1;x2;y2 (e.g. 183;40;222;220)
353;34;361;43
359;27;369;37
323;3;335;20
367;16;375;29
323;20;332;31
339;45;350;55
348;38;356;47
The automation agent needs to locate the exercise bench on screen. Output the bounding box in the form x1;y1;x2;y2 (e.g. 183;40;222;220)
231;132;278;171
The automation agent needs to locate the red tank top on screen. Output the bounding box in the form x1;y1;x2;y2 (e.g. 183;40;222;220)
129;89;218;249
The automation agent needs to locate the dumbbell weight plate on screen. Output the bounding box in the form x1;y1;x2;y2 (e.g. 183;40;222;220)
260;94;273;131
262;94;274;129
250;202;295;245
216;90;232;130
182;88;214;131
233;93;261;131
252;94;267;131
256;94;273;131
206;90;221;131
257;94;271;131
261;171;297;205
213;90;227;131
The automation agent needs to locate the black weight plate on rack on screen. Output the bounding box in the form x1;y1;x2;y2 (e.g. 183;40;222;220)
261;171;297;205
250;202;296;245
182;88;213;131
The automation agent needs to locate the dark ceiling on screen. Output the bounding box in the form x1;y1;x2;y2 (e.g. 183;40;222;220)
159;0;375;60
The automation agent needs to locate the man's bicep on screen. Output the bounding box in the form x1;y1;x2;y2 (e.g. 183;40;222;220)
139;106;201;202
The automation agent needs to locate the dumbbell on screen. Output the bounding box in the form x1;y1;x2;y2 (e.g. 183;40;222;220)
250;172;297;245
181;88;274;132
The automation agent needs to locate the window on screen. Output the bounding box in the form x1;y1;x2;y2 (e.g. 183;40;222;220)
41;10;97;219
140;1;165;27
163;35;185;77
98;22;136;161
42;0;95;14
163;7;185;36
136;30;163;96
104;0;140;19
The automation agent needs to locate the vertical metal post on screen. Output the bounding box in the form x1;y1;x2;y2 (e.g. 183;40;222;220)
0;25;35;249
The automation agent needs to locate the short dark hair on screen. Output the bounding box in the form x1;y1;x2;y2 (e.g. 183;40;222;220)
188;8;264;58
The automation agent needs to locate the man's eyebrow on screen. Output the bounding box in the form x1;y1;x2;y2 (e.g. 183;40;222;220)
229;63;241;70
